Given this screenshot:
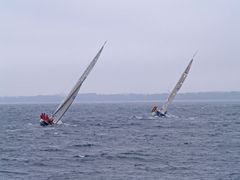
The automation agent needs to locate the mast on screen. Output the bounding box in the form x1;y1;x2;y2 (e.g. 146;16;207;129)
51;42;106;123
160;53;196;114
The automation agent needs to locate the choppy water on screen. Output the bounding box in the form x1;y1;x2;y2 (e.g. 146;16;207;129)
0;101;240;179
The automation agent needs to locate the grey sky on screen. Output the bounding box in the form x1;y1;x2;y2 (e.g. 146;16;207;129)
1;0;240;96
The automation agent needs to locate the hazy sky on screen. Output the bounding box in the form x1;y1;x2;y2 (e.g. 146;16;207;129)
1;0;240;96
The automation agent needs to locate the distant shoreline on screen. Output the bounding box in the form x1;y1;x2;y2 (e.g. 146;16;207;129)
1;92;240;104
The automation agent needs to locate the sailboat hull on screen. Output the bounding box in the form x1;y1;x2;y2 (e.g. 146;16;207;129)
40;120;51;126
152;111;166;117
156;111;166;117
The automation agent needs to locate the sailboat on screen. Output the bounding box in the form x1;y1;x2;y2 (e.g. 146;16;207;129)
151;53;197;117
40;42;106;126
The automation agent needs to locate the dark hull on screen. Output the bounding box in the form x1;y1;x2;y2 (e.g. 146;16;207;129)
40;121;50;126
156;111;166;117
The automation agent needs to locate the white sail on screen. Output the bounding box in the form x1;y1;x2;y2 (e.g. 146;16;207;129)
51;42;106;124
160;53;196;114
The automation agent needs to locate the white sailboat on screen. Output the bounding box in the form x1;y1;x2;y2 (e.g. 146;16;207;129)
40;42;106;126
152;53;196;117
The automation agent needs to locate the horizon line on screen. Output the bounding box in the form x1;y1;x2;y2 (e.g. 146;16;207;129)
1;91;240;98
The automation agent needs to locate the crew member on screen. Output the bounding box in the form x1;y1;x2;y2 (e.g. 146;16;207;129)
40;113;53;125
151;106;166;117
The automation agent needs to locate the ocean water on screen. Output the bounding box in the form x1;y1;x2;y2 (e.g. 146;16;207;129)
0;101;240;180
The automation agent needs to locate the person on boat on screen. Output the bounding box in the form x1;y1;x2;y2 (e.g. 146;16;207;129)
40;113;53;126
151;106;166;117
40;113;43;119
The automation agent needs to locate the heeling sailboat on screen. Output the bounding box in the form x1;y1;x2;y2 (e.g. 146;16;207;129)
151;52;197;117
40;42;106;126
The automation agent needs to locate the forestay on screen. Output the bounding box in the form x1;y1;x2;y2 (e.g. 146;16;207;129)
52;42;106;124
160;53;196;114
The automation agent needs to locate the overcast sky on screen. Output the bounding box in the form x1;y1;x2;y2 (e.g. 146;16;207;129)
0;0;240;96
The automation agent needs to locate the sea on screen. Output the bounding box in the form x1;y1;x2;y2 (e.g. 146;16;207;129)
0;101;240;180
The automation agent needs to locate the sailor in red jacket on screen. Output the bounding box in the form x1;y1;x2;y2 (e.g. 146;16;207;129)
40;113;53;125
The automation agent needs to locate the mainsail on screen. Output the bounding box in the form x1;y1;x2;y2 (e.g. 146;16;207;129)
51;42;106;124
160;53;196;114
